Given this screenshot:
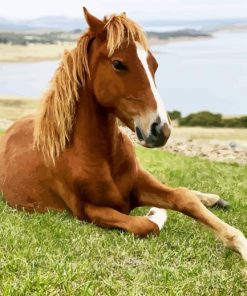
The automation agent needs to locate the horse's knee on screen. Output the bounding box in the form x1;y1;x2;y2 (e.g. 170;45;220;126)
171;188;204;215
131;216;160;237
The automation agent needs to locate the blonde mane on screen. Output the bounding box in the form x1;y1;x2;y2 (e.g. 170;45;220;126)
34;13;148;165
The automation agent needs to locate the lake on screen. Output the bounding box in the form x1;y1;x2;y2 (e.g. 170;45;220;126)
0;30;247;115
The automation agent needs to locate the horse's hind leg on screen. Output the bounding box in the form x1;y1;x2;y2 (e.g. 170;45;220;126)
135;169;247;261
83;203;167;237
191;190;229;208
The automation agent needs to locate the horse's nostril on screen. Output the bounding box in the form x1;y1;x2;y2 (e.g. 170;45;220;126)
150;122;159;138
135;126;144;141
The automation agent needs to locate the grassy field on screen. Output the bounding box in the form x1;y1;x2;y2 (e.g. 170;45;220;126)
0;147;247;295
172;126;247;142
0;96;39;121
0;43;76;62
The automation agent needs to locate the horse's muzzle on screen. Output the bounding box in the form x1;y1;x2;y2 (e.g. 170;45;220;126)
135;121;171;148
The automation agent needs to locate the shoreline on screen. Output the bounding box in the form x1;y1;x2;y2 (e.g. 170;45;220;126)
0;36;209;63
1;27;246;63
0;42;75;63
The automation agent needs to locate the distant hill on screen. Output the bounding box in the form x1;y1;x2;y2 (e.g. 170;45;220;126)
26;16;86;31
141;18;247;30
0;16;247;32
0;17;31;30
0;16;85;32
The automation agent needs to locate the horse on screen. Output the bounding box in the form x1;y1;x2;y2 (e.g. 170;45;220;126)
0;7;246;261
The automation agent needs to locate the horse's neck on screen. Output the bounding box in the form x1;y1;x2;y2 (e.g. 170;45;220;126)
72;87;118;156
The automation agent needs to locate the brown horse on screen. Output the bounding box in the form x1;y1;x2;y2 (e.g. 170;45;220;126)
0;7;246;261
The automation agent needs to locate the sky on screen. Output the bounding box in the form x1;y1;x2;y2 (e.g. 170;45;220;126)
1;0;247;21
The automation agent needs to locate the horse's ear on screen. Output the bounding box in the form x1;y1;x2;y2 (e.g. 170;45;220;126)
83;7;104;34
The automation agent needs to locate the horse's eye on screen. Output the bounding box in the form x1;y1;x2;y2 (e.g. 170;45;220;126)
112;60;127;71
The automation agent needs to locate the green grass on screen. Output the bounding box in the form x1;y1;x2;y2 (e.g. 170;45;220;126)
0;147;247;295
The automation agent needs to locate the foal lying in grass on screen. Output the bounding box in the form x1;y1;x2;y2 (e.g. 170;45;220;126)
0;7;246;261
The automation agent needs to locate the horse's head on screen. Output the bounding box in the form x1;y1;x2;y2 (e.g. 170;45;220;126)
84;8;171;148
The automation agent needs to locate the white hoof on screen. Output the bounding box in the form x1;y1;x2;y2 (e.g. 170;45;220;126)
235;231;247;261
225;227;247;261
146;207;167;231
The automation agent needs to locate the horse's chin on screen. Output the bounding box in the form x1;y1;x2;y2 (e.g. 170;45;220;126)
137;140;156;148
137;139;146;147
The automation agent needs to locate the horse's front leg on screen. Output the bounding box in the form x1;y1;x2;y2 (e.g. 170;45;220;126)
82;203;167;237
54;178;166;237
134;169;247;261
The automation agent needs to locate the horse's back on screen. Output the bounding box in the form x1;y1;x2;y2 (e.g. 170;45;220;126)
0;115;35;174
0;116;66;212
0;115;35;156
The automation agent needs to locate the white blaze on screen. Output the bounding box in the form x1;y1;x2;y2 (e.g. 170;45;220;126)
135;42;170;127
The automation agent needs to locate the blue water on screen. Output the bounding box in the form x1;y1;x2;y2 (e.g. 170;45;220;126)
153;31;247;115
0;30;247;115
0;60;58;98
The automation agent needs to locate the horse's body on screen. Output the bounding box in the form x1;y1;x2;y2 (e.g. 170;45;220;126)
0;8;247;259
0;100;137;215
